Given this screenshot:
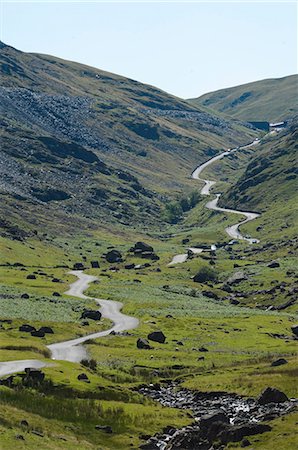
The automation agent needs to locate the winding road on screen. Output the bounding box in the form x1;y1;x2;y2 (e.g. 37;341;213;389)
1;140;261;375
0;271;139;377
168;139;261;265
192;139;260;244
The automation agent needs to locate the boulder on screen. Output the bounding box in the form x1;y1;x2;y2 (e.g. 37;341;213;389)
31;330;45;337
271;358;288;367
91;261;100;268
267;260;280;268
52;292;61;297
230;298;240;305
200;410;229;430
21;293;29;299
26;274;36;280
226;271;247;286
134;242;153;253
202;290;219;300
182;238;190;244
218;423;271;444
137;338;151;349
73;262;84;270
147;330;166;343
39;326;54;334
105;250;122;263
125;263;135;270
77;373;89;382
198;347;209;352
19;324;36;333
291;324;298;336
95;425;113;433
222;284;233;293
24;368;45;382
257;387;288;405
81;309;101;321
51;278;61;283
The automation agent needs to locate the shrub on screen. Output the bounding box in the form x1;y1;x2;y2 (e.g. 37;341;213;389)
193;266;218;283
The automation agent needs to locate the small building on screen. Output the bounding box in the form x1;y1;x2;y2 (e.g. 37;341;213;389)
270;121;287;130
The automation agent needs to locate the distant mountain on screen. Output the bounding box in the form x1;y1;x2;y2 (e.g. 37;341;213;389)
0;42;254;237
189;75;298;122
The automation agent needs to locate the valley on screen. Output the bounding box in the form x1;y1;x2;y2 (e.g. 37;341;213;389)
0;42;297;450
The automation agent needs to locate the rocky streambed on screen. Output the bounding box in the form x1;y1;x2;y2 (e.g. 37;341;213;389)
138;382;297;449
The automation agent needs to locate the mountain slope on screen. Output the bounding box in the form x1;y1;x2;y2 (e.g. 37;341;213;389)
189;75;298;122
220;119;298;241
0;41;255;236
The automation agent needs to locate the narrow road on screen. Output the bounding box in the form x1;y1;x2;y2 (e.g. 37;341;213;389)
168;140;260;265
192;140;260;243
48;271;139;362
0;271;139;376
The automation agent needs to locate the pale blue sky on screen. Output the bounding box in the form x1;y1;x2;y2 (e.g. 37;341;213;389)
1;1;297;98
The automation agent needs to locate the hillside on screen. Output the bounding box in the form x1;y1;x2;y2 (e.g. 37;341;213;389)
0;42;256;236
189;75;298;122
220;119;298;241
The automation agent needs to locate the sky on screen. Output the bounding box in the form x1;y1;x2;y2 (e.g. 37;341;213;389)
1;1;297;98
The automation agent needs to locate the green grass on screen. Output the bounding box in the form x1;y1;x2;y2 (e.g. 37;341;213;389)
189;74;298;122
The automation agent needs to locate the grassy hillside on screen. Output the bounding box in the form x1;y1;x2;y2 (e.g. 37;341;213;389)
220;119;298;242
1;42;297;450
189;75;298;122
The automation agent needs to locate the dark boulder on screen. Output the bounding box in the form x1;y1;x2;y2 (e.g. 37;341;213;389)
200;411;229;430
39;326;54;334
134;242;153;252
21;293;29;299
24;368;45;382
19;324;36;333
0;375;14;387
202;290;219;300
125;263;135;270
137;338;151;349
73;262;84;270
105;250;122;263
148;330;166;343
230;298;240;305
271;358;288;367
26;274;36;280
291;324;298;336
51;278;61;283
52;292;61;297
81;309;101;321
91;261;100;268
218;423;272;445
222;284;233;293
182;238;190;244
77;373;89;382
267;260;280;268
31;329;45;337
198;347;209;352
95;425;113;433
257;387;288;405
